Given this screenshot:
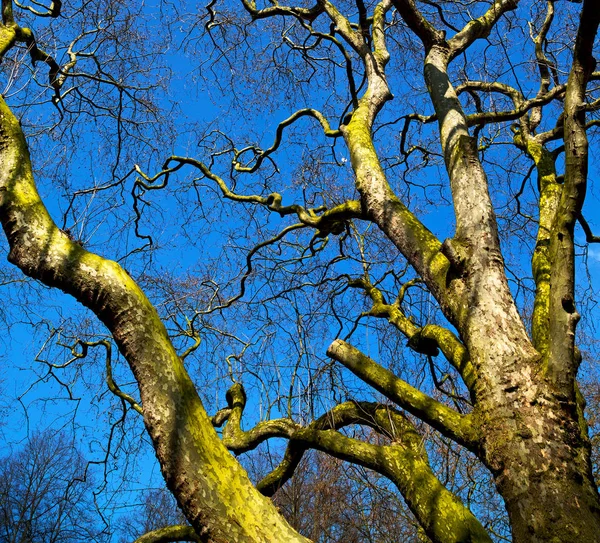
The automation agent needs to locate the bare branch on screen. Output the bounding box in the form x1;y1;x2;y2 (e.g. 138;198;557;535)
578;212;600;243
240;0;323;22
448;0;518;59
547;0;600;391
529;0;557;130
100;340;143;415
232;108;341;173
13;0;61;18
135;158;364;236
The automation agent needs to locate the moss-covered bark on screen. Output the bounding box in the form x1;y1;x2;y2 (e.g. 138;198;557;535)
215;385;492;543
479;382;600;542
133;525;200;543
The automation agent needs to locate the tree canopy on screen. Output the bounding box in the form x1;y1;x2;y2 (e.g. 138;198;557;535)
1;0;600;542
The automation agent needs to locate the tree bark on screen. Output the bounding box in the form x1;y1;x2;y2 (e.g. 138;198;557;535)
480;383;600;542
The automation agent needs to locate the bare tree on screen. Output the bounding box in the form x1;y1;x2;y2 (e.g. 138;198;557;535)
272;450;423;543
0;431;106;543
1;0;600;542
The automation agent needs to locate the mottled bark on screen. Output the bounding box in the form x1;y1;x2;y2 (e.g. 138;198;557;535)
484;2;600;540
373;1;600;541
487;389;600;542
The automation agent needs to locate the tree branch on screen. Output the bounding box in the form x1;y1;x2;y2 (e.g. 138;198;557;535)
101;340;143;415
350;276;476;391
289;422;492;543
459;81;567;128
448;0;518;59
240;0;323;22
547;0;600;391
319;0;368;56
133;525;200;543
217;386;491;543
529;0;558;131
231;108;341;173
391;0;445;51
136;157;365;236
578;212;600;243
326;340;479;449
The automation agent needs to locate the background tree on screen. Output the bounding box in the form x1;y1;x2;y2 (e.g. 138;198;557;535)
0;431;106;543
0;0;600;542
118;489;193;543
249;447;424;542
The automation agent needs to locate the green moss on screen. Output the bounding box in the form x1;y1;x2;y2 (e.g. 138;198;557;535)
525;139;562;358
0;26;16;57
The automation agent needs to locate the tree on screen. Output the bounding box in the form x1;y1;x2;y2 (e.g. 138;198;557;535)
0;431;106;543
1;0;600;542
249;447;423;542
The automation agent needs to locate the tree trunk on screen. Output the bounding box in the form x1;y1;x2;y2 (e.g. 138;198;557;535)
480;372;600;542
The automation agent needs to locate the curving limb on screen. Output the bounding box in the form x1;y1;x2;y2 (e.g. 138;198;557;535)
240;0;323;23
13;0;61;18
231;108;341;173
391;0;444;51
98;340;144;415
448;0;519;59
257;442;305;496
529;0;558;131
459;81;567;128
216;383;492;543
134;155;366;237
0;94;308;542
0;4;62;98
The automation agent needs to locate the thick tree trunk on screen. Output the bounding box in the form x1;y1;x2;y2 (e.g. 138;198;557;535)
502;457;600;542
478;371;600;542
463;274;600;541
